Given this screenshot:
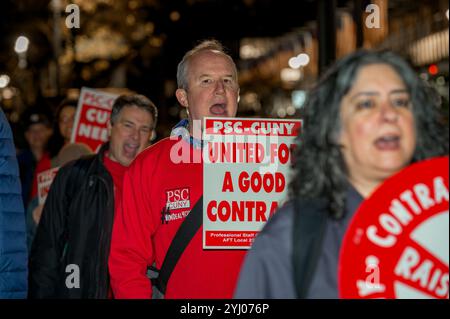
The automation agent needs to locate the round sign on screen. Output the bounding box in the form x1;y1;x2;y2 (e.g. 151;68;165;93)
339;156;449;299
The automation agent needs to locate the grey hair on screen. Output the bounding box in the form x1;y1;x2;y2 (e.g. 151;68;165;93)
176;39;238;90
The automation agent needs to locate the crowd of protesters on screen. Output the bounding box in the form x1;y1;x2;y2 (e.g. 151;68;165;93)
0;40;448;299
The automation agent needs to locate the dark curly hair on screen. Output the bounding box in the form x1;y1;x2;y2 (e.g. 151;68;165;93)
289;50;449;219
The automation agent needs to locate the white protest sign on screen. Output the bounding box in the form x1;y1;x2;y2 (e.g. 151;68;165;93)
202;117;301;249
71;87;118;153
37;166;60;205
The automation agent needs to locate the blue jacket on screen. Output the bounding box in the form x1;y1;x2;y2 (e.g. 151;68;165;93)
0;107;28;298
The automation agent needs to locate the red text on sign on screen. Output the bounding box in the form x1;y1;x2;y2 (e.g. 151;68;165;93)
206;200;278;222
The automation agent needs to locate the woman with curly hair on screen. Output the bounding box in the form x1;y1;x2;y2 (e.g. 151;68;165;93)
234;50;448;298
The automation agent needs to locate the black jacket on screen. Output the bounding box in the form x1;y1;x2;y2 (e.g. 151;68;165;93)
29;143;114;298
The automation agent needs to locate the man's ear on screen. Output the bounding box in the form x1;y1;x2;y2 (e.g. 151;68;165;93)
175;89;189;108
150;130;156;142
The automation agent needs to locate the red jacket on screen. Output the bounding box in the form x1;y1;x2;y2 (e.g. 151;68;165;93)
109;136;246;298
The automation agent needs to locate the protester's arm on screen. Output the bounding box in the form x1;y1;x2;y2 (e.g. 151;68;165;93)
109;159;155;299
28;167;70;298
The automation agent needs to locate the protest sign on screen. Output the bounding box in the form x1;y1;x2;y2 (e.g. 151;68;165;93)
203;117;301;249
339;156;449;299
37;167;60;205
71;87;118;152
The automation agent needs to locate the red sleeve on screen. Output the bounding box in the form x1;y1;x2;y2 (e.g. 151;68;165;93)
109;157;155;298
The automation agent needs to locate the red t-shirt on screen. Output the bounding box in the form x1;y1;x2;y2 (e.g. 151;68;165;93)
103;153;127;210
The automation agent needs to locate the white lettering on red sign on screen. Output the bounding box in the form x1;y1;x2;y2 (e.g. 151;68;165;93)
366;177;449;248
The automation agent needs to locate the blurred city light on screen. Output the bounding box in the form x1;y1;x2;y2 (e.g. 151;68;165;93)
428;64;439;75
286;106;296;116
14;36;30;53
170;11;181;22
280;68;301;82
0;74;10;88
277;108;286;118
288;53;310;69
297;53;310;66
291;90;307;109
2;87;14;99
288;57;302;69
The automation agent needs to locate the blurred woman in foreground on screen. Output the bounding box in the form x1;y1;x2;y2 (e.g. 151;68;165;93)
234;50;448;298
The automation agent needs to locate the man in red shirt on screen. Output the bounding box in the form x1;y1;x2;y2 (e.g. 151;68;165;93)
29;94;157;298
109;40;246;299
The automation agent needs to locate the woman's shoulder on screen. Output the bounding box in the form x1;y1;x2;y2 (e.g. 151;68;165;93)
257;197;329;244
259;200;296;237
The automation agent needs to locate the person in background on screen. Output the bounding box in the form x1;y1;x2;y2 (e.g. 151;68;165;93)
16;110;53;210
49;97;78;157
234;50;448;298
29;94;157;298
26;142;93;250
109;40;246;299
0;106;28;298
29;98;78;201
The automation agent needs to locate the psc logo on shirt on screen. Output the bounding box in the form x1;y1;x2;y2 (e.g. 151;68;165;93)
165;187;191;210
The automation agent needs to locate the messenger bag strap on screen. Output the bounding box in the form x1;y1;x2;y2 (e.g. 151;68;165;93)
153;196;203;295
292;198;328;298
